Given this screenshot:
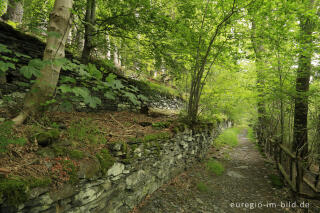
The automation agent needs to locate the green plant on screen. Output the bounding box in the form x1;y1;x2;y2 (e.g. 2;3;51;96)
196;181;208;192
50;157;79;185
215;128;239;148
152;121;171;129
0;121;26;153
0;178;28;206
69;150;85;159
247;127;256;143
268;174;283;188
206;159;224;175
96;149;114;174
67;118;105;144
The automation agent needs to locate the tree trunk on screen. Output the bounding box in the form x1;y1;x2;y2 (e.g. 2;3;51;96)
12;0;73;125
250;18;267;145
292;0;314;158
1;0;23;23
81;0;96;64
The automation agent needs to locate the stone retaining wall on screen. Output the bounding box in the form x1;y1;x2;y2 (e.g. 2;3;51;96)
2;124;221;213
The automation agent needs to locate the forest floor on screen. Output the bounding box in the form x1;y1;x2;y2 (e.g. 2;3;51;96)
134;131;320;213
0;110;176;187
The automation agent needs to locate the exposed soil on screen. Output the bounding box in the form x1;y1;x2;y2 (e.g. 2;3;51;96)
134;131;320;213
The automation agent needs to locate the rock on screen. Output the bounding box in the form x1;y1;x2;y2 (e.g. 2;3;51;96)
235;166;249;169
138;122;152;127
126;170;146;190
107;163;125;176
196;198;204;205
227;171;245;179
112;143;122;151
35;129;60;147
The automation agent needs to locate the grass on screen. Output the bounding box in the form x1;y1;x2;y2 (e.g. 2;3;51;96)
206;159;225;175
0;121;26;153
215;127;240;148
196;181;209;192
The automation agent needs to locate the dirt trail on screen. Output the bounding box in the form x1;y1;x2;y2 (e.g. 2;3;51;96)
135;131;320;213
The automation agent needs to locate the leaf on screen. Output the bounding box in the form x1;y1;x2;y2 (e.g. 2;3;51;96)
123;91;140;105
60;76;76;84
113;79;124;90
84;96;101;108
14;52;31;59
0;61;15;73
105;73;117;82
72;87;90;98
51;58;68;67
19;66;40;79
87;63;102;80
137;94;149;102
47;31;62;38
104;92;116;100
0;44;11;54
58;84;73;93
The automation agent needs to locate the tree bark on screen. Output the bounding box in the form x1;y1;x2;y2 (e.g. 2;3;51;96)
292;0;314;158
1;0;23;23
81;0;96;64
12;0;73;125
250;17;267;146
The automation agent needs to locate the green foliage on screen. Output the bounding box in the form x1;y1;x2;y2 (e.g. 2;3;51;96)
0;121;26;153
0;176;51;206
96;149;114;174
69;150;85;160
0;178;28;206
152;121;171;129
142;132;171;143
196;181;208;193
247;127;256;143
33;129;60;145
19;58;44;78
206;159;224;175
268;174;283;188
215;128;240;148
66;118;105;144
27;177;52;188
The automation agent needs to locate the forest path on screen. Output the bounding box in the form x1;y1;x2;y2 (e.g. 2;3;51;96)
135;131;310;213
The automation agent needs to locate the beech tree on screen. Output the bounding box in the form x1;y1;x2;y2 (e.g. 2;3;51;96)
1;0;24;23
293;0;315;157
12;0;73;125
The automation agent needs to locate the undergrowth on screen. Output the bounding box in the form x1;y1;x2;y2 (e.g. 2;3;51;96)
247;127;256;143
215;127;240;148
0;121;26;153
196;181;209;192
206;159;224;175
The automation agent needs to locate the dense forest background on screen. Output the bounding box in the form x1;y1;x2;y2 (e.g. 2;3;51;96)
0;0;320;169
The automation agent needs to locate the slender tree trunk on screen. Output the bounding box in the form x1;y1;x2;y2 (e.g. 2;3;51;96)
1;0;23;23
293;0;314;158
250;18;267;145
81;0;96;64
12;0;73;125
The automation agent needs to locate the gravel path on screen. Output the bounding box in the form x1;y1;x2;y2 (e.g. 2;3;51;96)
135;132;320;213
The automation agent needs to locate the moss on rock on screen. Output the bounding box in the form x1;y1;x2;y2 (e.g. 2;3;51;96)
96;149;115;174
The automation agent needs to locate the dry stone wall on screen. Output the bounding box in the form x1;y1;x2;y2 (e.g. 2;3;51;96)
1;124;222;213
